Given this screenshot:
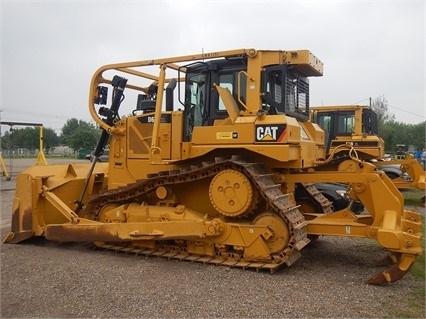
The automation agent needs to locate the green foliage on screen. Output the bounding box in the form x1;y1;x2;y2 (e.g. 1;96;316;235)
401;189;425;281
60;118;80;144
60;118;101;151
1;119;101;153
43;128;61;151
0;126;60;151
409;216;425;291
371;95;395;125
371;96;425;152
379;121;426;152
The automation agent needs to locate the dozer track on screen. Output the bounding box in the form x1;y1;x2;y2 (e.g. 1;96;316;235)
298;182;334;214
83;156;310;272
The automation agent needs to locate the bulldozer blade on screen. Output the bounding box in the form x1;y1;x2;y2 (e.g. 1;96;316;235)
367;253;416;285
3;231;34;244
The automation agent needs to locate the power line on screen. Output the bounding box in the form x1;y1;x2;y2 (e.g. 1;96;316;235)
351;98;371;105
351;98;425;121
2;107;77;121
387;104;425;120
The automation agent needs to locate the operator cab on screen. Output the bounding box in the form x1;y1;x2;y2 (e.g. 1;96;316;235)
261;65;310;121
180;57;247;141
180;58;311;141
313;108;379;152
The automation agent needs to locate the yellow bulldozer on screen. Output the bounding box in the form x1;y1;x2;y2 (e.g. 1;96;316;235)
310;105;426;194
4;49;422;284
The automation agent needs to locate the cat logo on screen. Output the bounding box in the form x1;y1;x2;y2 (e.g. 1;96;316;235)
255;124;286;142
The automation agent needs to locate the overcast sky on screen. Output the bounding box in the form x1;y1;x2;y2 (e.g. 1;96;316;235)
1;0;425;134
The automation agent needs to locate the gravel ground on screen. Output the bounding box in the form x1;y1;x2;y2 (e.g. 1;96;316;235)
1;159;425;318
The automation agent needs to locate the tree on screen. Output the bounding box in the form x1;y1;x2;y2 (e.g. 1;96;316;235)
12;127;38;149
60;118;80;145
60;118;101;151
379;120;426;153
371;95;395;127
0;126;59;152
369;95;426;152
43;128;61;153
1;129;15;150
410;121;426;150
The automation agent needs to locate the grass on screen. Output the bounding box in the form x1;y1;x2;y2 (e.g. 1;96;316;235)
402;189;425;281
401;188;425;206
409;211;425;281
392;188;426;318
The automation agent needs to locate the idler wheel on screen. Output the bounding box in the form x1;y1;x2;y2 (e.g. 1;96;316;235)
253;213;289;254
209;169;256;217
97;204;121;223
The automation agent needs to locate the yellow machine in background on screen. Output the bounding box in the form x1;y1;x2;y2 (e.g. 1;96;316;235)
310;105;384;159
0;153;10;180
310;105;425;192
4;49;422;284
0;121;48;165
0;121;48;181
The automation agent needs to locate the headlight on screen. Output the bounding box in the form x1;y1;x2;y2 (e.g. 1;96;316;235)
335;189;347;198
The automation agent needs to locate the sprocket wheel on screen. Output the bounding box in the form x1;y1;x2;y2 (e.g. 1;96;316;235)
209;169;257;217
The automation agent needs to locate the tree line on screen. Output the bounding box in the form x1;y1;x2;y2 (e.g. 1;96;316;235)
371;96;425;152
1;97;425;155
0;118;101;154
